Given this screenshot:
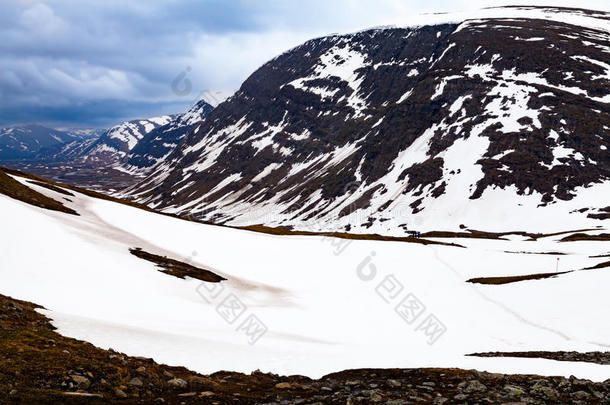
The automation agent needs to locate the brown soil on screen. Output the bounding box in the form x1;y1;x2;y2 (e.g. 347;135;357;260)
421;228;600;241
129;248;226;283
238;225;466;248
583;260;610;270
26;180;76;197
467;258;610;285
526;229;604;240
467;271;572;285
560;233;610;242
421;230;509;239
504;251;567;255
0;169;77;216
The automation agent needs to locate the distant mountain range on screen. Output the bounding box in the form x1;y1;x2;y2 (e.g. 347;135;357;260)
0;99;213;176
0;125;103;161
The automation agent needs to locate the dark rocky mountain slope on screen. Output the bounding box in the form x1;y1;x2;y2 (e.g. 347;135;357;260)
123;7;609;233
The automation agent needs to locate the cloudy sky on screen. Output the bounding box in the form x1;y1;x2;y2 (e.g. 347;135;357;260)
1;0;609;128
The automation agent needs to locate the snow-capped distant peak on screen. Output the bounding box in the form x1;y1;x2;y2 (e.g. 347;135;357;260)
105;116;171;151
79;116;173;166
121;100;214;173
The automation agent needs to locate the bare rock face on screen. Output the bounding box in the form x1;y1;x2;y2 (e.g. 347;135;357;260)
127;7;610;234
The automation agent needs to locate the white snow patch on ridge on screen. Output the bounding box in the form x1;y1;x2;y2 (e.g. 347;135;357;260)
287;43;370;117
431;75;462;100
337;7;610;39
106;116;171;151
449;7;610;34
449;95;472;116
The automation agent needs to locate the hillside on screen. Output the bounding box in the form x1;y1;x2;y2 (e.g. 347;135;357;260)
125;6;610;235
0;101;214;192
1;166;610;385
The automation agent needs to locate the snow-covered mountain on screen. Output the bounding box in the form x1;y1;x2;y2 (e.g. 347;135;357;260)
79;100;213;174
124;100;214;173
0;102;213;171
126;6;610;234
0;125;99;161
0;103;213;193
36;137;99;162
79;116;174;165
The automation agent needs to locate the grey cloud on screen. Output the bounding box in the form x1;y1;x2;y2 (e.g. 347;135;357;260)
1;0;609;128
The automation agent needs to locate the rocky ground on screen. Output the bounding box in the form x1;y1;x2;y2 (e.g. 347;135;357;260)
2;294;610;404
470;352;610;366
129;247;226;282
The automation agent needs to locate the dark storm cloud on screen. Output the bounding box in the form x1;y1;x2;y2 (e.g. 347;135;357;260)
0;99;191;128
0;0;292;127
0;0;608;128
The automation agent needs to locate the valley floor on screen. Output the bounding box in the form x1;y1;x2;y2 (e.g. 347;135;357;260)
1;168;610;402
0;161;142;194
